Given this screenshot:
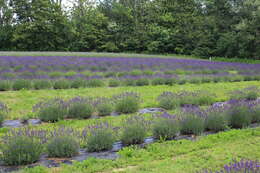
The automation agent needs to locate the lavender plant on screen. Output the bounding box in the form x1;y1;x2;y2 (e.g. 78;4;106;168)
33;98;67;122
0;101;8;125
230;86;260;101
121;116;148;145
1;136;43;166
47;136;79;158
152;113;179;140
203;159;260;173
67;97;95;119
114;92;141;114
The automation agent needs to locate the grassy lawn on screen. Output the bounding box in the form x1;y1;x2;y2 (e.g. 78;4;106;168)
18;127;260;173
0;81;259;119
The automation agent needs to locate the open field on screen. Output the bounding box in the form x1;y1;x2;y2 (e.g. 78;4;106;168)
0;54;259;173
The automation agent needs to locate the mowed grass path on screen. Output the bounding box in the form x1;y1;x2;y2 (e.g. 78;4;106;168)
0;81;260;119
19;127;260;173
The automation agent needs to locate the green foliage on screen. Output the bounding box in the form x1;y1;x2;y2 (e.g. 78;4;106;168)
33;80;52;90
205;112;228;132
53;80;71;89
13;79;32;90
47;136;79;158
227;105;253;128
121;120;146;145
1;136;42;166
71;78;86;88
97;103;113;116
86;129;115;152
0;80;12;91
108;79;120;87
180;114;205;135
152;118;179;140
36;99;67;122
135;78;149;86
151;78;166;85
115;94;140;114
85;79;105;87
68;103;94;119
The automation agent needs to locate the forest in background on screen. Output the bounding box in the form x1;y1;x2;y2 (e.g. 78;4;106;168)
0;0;259;59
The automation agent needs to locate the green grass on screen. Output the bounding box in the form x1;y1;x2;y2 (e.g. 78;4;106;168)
1;81;260;119
18;127;260;173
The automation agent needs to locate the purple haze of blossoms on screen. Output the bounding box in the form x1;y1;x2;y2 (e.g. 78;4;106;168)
0;56;260;80
203;159;260;173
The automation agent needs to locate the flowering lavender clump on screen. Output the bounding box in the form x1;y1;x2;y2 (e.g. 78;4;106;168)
47;136;79;158
180;105;206;135
152;113;179;140
230;86;260;101
203;159;260;173
1;136;43;166
113;92;141;114
205;105;229;132
85;122;115;152
157;92;179;110
0;101;9;125
33;98;67;122
121;116;148;145
96;98;114;116
226;100;253;128
66;97;95;119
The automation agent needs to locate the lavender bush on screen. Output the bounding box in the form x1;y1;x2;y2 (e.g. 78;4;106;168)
1;136;43;166
114;92;141;114
203;159;260;173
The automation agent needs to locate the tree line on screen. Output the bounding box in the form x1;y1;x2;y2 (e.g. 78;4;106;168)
0;0;259;59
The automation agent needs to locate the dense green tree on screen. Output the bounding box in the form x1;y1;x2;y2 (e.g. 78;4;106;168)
0;0;259;59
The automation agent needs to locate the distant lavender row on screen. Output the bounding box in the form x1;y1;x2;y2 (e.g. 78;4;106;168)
0;56;259;80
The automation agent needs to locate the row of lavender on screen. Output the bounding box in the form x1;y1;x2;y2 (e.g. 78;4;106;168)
1;56;260;74
0;87;259;124
1;74;260;91
0;56;260;91
1;98;260;167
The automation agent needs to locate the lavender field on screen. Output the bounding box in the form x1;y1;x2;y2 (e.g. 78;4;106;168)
0;56;260;91
0;54;259;173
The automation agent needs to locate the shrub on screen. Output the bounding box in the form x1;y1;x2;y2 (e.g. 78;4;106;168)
13;79;32;90
0;102;8;125
0;80;12;91
227;104;252;128
97;103;113;116
68;102;94;119
123;79;136;86
121;117;146;145
71;78;86;88
151;78;166;85
47;136;79;158
1;136;42;166
53;79;71;89
165;78;176;86
157;92;179;110
108;79;120;87
104;72;117;78
114;92;140;114
86;79;105;87
136;78;149;86
205;110;228;132
252;104;260;123
130;70;143;76
34;98;67;122
143;70;154;76
152;118;179;140
189;78;201;84
86;128;115;152
180;114;205;135
230;86;259;101
33;80;52;90
178;79;187;85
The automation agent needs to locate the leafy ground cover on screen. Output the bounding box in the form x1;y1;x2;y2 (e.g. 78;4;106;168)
16;127;260;173
0;81;259;119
